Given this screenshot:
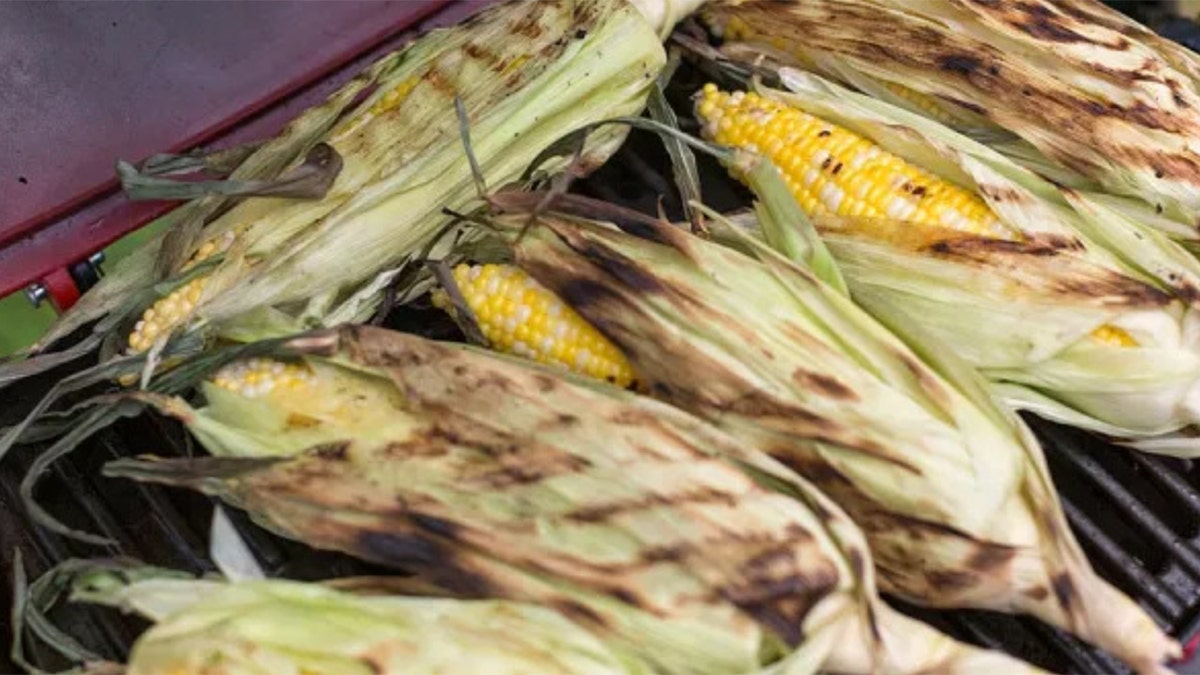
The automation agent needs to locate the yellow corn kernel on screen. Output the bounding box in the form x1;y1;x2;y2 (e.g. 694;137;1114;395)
206;356;414;440
127;232;237;354
1091;324;1138;348
433;263;637;388
879;81;976;129
367;75;421;118
210;357;315;399
695;84;1008;239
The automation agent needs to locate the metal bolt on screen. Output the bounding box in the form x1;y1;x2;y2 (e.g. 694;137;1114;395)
25;283;48;308
88;250;105;266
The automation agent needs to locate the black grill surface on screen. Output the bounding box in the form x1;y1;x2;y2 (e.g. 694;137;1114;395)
8;3;1200;673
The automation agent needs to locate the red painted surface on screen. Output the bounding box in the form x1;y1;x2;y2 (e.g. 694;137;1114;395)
0;1;490;307
41;267;80;313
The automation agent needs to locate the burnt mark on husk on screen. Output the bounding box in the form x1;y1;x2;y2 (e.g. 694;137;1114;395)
721;543;839;647
1051;571;1077;611
925;569;976;592
965;543;1016;572
847;547;866;580
463;43;492;63
554;277;629;317
879;511;978;542
574;240;666;294
1054;0;1140;35
475;453;592;489
548;599;610;629
357;530;443;566
565;487;739;523
948;97;987;115
1024;586;1050;601
791;369;857;400
410;512;462;539
938;53;983;77
898;353;952;411
1011;2;1088;43
312;442;351;461
642;545;689;563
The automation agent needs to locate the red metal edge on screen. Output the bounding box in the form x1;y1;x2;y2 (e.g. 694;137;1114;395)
0;0;460;309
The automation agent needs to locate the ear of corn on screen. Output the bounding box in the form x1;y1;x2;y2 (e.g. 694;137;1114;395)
696;85;1007;237
69;571;649;675
696;73;1200;450
487;200;1177;674
185;0;668;339
701;0;1200;244
107;325;1048;675
432;263;638;387
22;0;674;368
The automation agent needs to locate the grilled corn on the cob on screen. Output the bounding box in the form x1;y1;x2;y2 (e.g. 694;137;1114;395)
432;263;637;386
701;0;1200;241
106;325;1047;675
696;85;1006;237
484;196;1177;674
19;0;683;369
65;570;645;675
696;75;1200;452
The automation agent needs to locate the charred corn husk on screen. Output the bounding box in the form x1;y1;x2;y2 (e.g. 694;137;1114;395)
432;262;637;387
711;10;992;133
485;193;1178;674
698;74;1200;454
702;0;1200;241
63;570;644;675
18;0;690;368
106;325;1046;675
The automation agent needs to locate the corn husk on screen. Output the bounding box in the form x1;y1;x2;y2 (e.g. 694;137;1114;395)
11;0;673;377
481;186;1177;674
700;0;1200;241
63;568;647;675
719;70;1200;453
103;325;1044;675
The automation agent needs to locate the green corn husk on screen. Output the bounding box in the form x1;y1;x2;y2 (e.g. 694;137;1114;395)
700;0;1200;242
101;325;1044;675
10;0;681;378
56;567;648;675
479;182;1177;674
713;71;1200;454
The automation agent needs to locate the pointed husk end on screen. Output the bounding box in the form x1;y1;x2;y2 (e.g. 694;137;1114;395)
1019;564;1180;675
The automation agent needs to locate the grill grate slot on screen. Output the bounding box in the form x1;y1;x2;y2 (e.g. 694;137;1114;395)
1052;437;1200;579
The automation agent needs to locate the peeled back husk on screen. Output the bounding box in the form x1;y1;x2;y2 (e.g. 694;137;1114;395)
104;325;1045;675
701;0;1200;241
489;197;1177;674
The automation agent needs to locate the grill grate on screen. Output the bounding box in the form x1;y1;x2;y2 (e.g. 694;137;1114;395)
8;5;1200;674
